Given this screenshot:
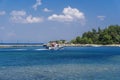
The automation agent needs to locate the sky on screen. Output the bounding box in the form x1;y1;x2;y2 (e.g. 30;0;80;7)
0;0;120;43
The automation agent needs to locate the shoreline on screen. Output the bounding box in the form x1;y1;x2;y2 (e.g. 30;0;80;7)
0;44;120;48
0;44;43;48
63;44;120;47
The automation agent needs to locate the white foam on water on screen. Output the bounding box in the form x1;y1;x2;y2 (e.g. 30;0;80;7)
13;49;28;51
35;49;48;51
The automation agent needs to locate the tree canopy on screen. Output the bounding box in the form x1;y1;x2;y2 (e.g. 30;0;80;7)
70;25;120;45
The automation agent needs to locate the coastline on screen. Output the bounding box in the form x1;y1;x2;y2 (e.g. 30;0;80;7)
0;44;120;48
63;44;120;47
0;44;43;48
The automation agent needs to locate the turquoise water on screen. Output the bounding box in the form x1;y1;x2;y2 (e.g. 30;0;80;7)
0;46;120;80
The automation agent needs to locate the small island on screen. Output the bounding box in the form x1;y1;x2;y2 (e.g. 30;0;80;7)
48;25;120;47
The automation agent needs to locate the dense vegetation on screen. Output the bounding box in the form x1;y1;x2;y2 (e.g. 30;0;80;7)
70;25;120;45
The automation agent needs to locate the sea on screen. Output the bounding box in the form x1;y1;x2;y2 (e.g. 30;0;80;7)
0;45;120;80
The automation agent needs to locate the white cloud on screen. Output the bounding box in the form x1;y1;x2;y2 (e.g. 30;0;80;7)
10;10;43;24
26;15;43;23
97;16;106;21
33;0;42;10
0;11;6;16
48;14;73;22
43;8;52;12
48;6;85;24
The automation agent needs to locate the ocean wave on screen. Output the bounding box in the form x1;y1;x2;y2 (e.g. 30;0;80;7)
14;49;28;51
35;49;48;51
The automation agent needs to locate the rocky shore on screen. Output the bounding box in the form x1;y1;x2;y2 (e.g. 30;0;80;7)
63;44;120;47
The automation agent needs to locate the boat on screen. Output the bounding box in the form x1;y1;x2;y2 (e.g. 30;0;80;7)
43;43;64;50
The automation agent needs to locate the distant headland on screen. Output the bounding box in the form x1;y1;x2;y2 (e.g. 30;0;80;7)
0;43;43;48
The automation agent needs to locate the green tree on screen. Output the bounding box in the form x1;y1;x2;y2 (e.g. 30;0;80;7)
70;25;120;45
76;36;81;43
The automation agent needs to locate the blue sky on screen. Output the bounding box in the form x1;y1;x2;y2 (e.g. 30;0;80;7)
0;0;120;43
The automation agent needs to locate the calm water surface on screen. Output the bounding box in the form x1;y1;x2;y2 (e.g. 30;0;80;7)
0;46;120;80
